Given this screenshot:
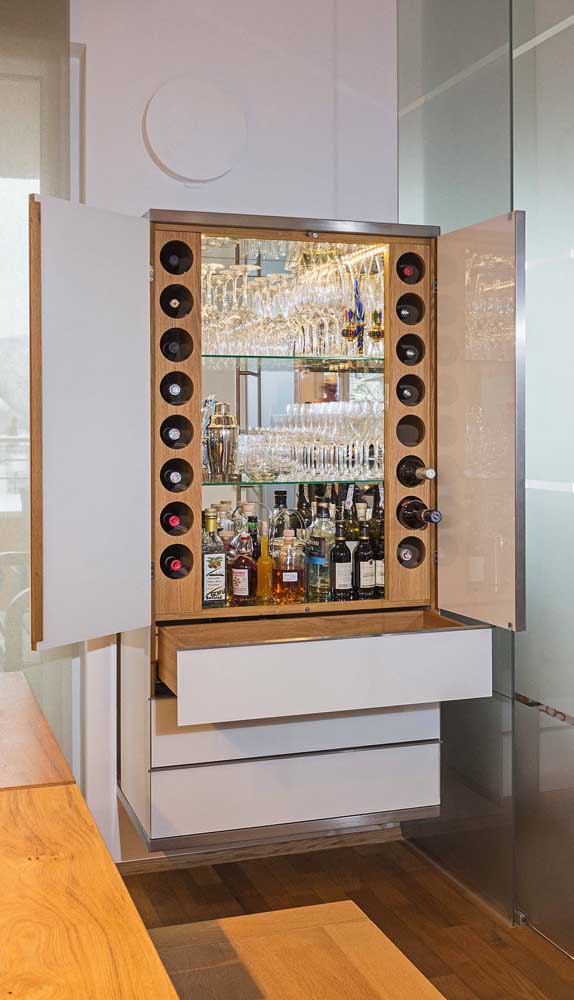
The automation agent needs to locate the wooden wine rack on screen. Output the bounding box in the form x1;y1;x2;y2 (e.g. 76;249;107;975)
151;227;203;616
151;218;437;622
384;242;436;605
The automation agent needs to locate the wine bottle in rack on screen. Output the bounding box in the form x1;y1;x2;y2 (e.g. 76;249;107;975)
397;254;423;284
161;459;192;492
396;294;424;325
396;456;436;488
397;497;442;530
397;375;424;406
160;502;191;536
396;334;424;366
160;544;191;579
397;538;425;568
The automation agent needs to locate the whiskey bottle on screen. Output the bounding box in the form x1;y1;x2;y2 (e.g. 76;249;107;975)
256;531;274;604
353;522;376;599
397;497;442;530
228;533;257;605
202;510;226;607
306;501;335;602
273;530;306;604
330;521;352;601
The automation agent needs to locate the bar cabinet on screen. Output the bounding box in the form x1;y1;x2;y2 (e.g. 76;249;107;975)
29;199;524;851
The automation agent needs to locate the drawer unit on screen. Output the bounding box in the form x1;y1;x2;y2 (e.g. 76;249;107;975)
158;611;492;727
151;698;440;767
150;741;440;840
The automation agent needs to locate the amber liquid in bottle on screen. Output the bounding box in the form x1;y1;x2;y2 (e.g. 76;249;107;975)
273;530;306;604
228;533;257;605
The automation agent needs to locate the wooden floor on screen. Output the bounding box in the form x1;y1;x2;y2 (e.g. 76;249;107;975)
124;840;574;1000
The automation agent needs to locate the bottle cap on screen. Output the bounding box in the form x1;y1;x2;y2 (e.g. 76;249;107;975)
204;510;218;531
169;558;183;572
167;514;181;528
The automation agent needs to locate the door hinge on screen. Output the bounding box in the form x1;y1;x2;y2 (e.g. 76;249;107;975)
513;907;528;926
149;265;155;283
151;561;155;581
432;276;438;293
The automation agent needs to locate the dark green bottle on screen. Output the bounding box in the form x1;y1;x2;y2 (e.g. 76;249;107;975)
329;521;353;601
353;522;375;599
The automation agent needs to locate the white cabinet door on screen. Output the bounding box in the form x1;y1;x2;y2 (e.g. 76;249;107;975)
437;211;525;631
30;196;151;648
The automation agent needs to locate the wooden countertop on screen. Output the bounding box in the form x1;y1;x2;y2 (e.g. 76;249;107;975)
0;671;74;790
150;900;445;999
0;672;178;999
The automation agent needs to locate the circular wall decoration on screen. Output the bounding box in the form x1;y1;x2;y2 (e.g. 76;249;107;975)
143;76;247;184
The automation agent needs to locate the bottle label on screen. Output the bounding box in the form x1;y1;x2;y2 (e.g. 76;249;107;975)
344;485;355;511
359;559;376;588
307;536;327;565
232;567;250;596
346;540;359;560
375;559;384;587
335;563;352;591
203;553;226;603
282;571;299;583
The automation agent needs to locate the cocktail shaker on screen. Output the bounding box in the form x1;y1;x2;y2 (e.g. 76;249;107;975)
205;402;238;481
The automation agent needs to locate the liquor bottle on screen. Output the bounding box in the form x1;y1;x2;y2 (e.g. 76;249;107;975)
270;491;298;554
297;484;313;528
306;501;335;602
256;530;274;604
344;484;360;560
228;533;257;605
369;484;384;541
397;456;436;488
274;530;306;604
330;521;353;601
397;497;442;530
353;523;376;599
397;376;423;406
202;511;226;606
247;512;261;561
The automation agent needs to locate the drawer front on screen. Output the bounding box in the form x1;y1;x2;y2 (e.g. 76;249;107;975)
150;742;440;839
175;628;492;727
151;699;440;768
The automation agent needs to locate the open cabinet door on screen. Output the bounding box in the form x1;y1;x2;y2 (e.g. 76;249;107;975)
30;196;151;649
437;211;525;631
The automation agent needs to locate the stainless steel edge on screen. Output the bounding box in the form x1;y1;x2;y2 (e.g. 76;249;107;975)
146;208;440;239
141;804;440;857
514;209;526;631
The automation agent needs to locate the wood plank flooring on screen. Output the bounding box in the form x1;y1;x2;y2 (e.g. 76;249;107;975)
123;841;574;1000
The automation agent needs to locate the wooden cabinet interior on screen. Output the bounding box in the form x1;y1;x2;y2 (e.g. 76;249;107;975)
150;217;437;626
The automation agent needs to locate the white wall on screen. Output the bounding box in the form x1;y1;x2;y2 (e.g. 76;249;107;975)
72;0;397;221
71;0;398;851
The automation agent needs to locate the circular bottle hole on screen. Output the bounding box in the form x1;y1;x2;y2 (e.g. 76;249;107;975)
160;372;193;405
396;252;425;285
160;543;193;579
160;328;193;362
160;284;193;319
397;536;426;569
396;334;425;366
396;293;425;325
397;374;425;406
160;240;193;275
396;416;426;447
160;502;192;536
160;415;193;449
160;458;193;493
396;455;429;488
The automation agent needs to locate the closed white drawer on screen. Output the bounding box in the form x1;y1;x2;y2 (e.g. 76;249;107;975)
151;698;440;767
150;742;440;839
171;625;492;727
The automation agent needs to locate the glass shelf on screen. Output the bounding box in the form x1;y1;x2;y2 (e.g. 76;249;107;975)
203;477;384;487
201;353;384;373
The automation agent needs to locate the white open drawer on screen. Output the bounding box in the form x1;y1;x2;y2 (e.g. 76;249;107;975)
158;611;492;728
150;741;440;840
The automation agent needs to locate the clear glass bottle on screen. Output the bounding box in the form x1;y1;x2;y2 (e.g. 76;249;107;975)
216;500;234;533
273;529;306;604
228;532;257;606
306;500;335;602
256;530;274;604
202;509;226;607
